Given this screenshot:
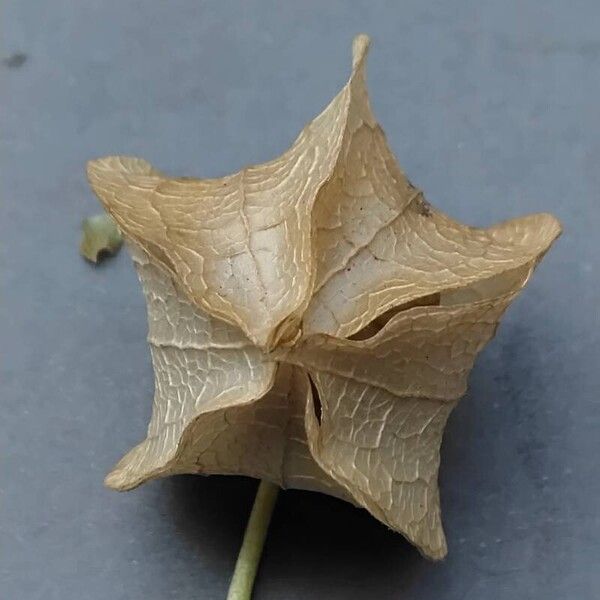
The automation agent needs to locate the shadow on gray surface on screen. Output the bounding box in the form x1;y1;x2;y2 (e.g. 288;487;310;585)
167;474;429;595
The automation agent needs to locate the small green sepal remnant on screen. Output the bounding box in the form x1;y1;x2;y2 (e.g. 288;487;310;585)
80;213;123;263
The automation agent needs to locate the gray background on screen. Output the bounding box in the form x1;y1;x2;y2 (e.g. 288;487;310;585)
2;1;599;599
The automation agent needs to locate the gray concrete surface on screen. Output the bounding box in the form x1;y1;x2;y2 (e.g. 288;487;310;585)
2;2;599;598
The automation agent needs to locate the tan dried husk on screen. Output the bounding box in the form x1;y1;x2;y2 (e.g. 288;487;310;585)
87;35;560;560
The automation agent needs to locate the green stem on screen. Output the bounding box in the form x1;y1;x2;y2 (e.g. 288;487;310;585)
226;480;279;600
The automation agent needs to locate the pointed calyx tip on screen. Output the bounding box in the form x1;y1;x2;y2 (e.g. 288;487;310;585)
352;34;371;68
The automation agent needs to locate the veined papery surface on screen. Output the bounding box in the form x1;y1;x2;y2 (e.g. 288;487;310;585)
87;35;560;559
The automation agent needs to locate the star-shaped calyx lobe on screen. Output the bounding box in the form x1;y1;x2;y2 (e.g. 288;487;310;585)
87;34;560;560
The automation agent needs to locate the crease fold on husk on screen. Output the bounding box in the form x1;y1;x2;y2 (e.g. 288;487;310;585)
87;34;561;560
